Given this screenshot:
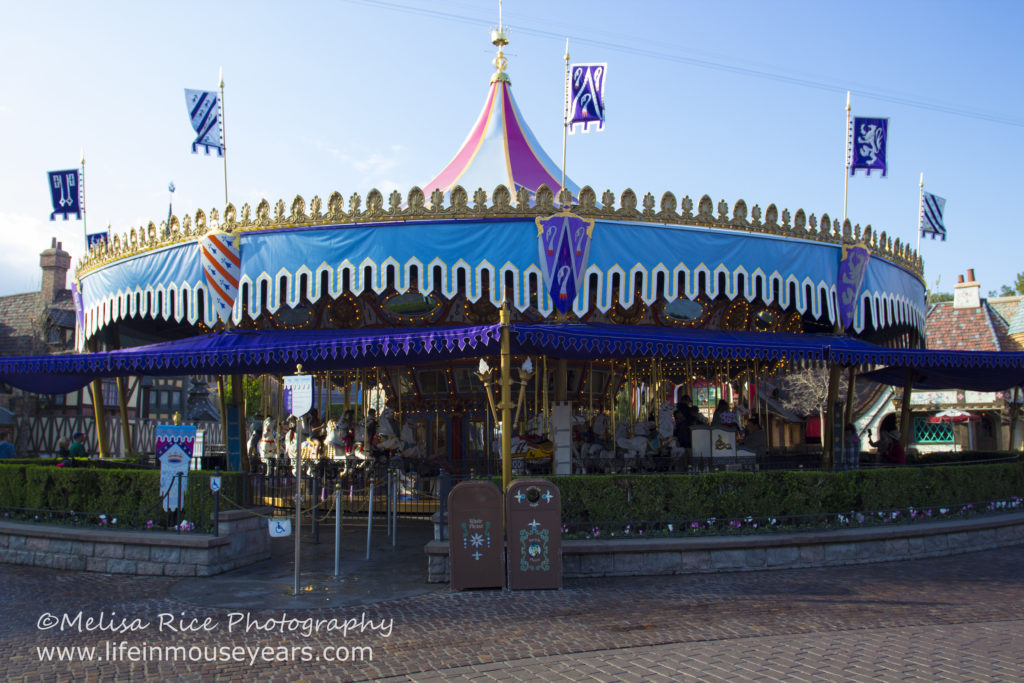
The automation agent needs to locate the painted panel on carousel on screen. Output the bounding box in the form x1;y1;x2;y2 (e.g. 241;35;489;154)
536;211;594;315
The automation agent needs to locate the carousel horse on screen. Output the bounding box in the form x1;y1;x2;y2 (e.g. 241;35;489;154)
615;422;648;460
376;408;402;452
399;421;423;459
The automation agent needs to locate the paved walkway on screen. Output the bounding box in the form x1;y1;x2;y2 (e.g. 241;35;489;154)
3;518;1023;681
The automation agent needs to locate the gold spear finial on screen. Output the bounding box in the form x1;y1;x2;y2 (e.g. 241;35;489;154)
490;0;510;83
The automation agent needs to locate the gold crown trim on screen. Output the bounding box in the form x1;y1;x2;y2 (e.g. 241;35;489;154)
75;185;924;280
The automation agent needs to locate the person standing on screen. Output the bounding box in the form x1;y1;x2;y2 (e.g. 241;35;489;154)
843;424;861;470
68;432;87;459
0;431;15;459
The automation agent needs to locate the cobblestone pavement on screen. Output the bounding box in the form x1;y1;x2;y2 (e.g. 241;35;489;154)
4;541;1023;682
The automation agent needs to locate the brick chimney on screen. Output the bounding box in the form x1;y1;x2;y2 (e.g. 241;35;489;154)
39;238;71;304
953;268;981;309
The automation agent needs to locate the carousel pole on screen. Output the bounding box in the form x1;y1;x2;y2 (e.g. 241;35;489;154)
219;68;229;206
116;378;132;457
500;302;513;492
899;368;915;453
843;91;851;224
560;39;570;205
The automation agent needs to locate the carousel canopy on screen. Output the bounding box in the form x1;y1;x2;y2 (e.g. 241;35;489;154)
421;41;580;201
4;323;1024;395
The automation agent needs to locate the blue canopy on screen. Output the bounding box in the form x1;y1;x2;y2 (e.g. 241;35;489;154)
2;323;1023;394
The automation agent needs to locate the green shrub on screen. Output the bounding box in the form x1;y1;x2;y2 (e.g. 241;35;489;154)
0;465;244;529
545;462;1024;524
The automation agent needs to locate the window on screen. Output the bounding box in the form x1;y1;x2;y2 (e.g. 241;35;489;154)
101;380;118;406
913;417;954;444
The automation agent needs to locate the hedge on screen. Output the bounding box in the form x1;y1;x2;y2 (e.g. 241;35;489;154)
548;462;1024;524
0;465;245;529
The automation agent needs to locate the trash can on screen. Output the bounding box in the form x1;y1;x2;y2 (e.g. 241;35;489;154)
448;480;504;590
506;478;561;590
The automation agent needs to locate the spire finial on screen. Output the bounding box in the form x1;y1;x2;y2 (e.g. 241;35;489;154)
490;0;510;83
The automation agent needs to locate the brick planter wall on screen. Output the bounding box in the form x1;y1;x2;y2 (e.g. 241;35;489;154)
425;512;1024;583
0;507;271;577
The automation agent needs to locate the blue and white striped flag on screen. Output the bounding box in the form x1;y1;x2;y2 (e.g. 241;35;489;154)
920;191;947;241
184;89;223;156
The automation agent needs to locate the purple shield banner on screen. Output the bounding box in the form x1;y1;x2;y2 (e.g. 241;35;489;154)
837;243;871;330
536;211;595;314
48;169;82;220
850;117;888;176
568;63;607;134
284;374;314;418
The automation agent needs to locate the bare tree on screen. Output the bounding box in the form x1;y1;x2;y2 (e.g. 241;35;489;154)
773;365;848;445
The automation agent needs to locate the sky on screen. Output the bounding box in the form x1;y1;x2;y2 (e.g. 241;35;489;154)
1;0;1022;298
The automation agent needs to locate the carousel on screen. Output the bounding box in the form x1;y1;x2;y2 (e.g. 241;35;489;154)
37;26;938;488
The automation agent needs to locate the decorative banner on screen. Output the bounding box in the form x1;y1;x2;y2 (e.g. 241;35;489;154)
535;210;595;315
837;243;871;331
850;117;888;176
156;424;197;512
268;518;292;538
198;231;241;323
70;280;85;351
568;63;607;134
47;169;82;221
86;232;108;250
284;374;314;419
184;89;223;156
920;191;947;241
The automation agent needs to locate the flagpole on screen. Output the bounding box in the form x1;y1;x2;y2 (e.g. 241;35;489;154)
842;91;851;223
219;67;229;205
917;172;924;256
80;149;88;251
560;39;569;207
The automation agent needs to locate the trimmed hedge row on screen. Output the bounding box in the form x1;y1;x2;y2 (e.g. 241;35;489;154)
0;465;245;526
549;462;1024;523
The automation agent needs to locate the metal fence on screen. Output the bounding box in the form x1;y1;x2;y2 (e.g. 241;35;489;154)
0;470;228;535
13;415;223;459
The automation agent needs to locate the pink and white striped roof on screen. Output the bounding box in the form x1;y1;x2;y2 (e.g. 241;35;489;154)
423;78;580;202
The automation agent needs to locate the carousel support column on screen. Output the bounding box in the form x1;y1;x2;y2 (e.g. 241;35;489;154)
87;339;110;458
500;302;513;493
232;374;249;473
822;362;842;471
844;367;858;427
555;358;568;403
899;368;914;453
116;377;131;458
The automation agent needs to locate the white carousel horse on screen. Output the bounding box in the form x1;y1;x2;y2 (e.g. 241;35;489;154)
376;408;403;451
258;416;278;460
399;421;423;459
615;423;648;459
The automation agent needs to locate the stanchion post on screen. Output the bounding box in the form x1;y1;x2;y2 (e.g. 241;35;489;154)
386;469;392;537
293;417;303;597
311;467;319;545
334;482;342;577
365;476;374;560
213;467;220;537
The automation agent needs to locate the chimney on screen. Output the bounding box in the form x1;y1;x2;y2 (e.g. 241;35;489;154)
953;268;981;309
39;238;71;304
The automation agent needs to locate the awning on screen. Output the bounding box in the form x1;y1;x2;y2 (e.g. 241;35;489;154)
0;325;503;394
857;365;1024;392
3;323;1024;395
